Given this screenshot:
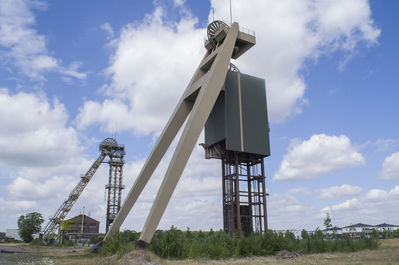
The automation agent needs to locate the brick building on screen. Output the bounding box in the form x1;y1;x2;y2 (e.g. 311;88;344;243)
60;214;99;234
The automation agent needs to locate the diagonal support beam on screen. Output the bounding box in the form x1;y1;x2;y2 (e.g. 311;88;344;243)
105;93;192;239
138;23;239;244
105;44;213;240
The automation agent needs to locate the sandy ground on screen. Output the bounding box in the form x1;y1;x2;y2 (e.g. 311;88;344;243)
0;243;97;265
1;239;398;265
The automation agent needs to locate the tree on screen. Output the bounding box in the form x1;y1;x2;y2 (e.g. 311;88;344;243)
17;212;44;243
371;228;379;239
59;219;76;244
323;213;332;230
301;229;310;240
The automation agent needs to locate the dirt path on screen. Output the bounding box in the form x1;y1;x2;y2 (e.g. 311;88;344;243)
0;244;32;265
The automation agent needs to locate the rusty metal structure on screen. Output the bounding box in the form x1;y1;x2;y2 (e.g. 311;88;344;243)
222;152;267;236
42;138;124;241
101;138;125;232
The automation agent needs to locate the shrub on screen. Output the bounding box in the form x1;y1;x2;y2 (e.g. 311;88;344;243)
98;227;379;260
30;238;42;246
99;232;134;257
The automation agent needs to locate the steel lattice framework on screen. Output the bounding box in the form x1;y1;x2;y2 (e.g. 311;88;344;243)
222;152;267;237
103;142;125;232
42;138;125;241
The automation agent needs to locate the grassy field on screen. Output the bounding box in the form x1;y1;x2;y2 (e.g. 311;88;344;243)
5;239;399;265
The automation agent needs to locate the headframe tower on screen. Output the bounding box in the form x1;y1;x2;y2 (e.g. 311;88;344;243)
100;138;125;232
100;20;268;247
43;138;125;241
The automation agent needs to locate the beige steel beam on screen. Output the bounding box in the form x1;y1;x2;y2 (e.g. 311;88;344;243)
104;99;192;240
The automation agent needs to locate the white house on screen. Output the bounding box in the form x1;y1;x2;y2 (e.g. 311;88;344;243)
374;223;399;232
323;226;343;236
274;229;303;239
6;229;22;241
342;223;375;238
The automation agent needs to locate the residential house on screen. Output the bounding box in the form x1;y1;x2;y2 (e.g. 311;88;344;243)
374;223;399;232
342;223;374;238
323;226;343;237
5;229;22;241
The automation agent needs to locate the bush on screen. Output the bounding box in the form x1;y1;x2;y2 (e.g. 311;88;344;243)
89;235;103;245
99;227;379;260
99;231;136;257
61;239;74;247
30;238;42;246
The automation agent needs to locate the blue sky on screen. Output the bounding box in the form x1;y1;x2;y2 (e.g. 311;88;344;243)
0;0;398;233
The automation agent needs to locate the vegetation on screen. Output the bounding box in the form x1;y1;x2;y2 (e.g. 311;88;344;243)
323;213;332;230
101;226;379;260
99;230;140;257
59;219;76;244
17;212;44;243
371;228;399;239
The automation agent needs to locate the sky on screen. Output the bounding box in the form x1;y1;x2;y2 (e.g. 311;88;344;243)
0;0;398;233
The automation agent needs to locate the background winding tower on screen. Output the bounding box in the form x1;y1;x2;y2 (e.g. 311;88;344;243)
99;138;125;232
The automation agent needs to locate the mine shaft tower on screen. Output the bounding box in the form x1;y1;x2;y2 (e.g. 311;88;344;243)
100;20;269;247
100;138;126;232
42;138;125;241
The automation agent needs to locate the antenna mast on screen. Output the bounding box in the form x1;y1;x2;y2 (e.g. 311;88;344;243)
229;0;232;24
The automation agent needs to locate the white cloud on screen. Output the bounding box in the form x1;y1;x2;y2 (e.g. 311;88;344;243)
0;89;91;230
322;198;361;212
321;186;399;226
379;152;399;179
274;134;365;181
100;22;114;39
0;0;86;80
319;184;362;199
211;0;380;121
76;6;204;135
287;187;312;195
373;139;396;152
0;198;36;212
76;99;136;133
365;189;388;201
77;0;379;135
0;90;81;167
268;193;320;230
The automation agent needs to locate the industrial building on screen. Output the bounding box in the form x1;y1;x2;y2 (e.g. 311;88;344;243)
59;214;100;245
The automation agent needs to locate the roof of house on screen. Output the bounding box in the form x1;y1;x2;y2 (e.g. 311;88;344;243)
342;223;374;228
324;226;341;231
63;214;99;224
374;223;398;227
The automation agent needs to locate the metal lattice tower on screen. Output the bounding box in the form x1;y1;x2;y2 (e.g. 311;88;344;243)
100;138;125;232
42;152;107;241
42;138;125;242
222;152;267;237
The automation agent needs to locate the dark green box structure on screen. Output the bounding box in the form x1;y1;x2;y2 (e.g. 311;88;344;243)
205;70;270;157
203;69;270;236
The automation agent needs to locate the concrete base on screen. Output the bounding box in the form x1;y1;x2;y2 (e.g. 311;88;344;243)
89;240;105;253
137;240;149;249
